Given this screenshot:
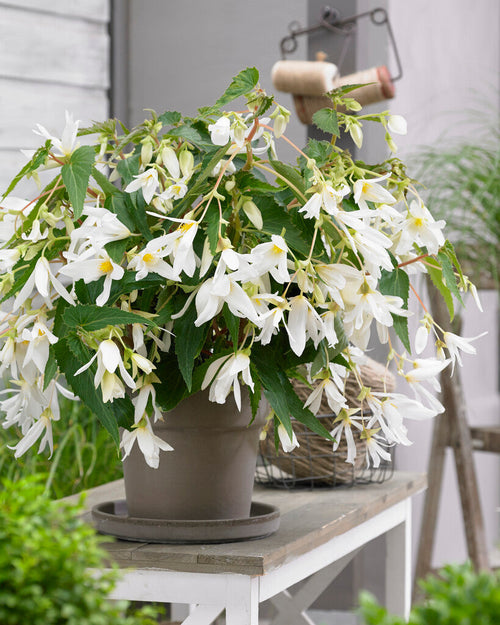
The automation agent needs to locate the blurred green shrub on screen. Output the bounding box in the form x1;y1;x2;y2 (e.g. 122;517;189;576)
0;475;161;624
0;396;122;498
360;561;500;625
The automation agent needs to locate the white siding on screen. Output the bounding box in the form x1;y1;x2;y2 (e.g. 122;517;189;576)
0;1;110;194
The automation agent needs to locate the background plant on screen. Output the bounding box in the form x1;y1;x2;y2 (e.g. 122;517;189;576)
412;108;500;288
359;561;500;625
0;396;122;498
0;474;161;625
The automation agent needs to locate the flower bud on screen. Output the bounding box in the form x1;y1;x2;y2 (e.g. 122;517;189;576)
349;123;363;149
140;140;153;166
242;200;263;230
387;114;407;135
273;114;287;138
179;150;194;179
225;178;236;192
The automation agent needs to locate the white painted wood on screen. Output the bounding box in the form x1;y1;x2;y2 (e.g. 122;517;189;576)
269;551;360;625
0;79;108;149
0;6;109;88
180;604;224;625
0;0;109;22
225;576;260;625
259;500;408;602
385;499;412;619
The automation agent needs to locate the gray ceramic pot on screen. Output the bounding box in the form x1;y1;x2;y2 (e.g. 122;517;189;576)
122;390;267;520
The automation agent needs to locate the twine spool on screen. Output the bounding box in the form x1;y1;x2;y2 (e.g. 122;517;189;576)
294;65;395;124
271;60;339;96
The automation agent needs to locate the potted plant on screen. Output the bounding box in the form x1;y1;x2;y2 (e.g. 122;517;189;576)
0;68;480;525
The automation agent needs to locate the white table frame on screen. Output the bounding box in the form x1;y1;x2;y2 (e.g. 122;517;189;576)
106;497;412;625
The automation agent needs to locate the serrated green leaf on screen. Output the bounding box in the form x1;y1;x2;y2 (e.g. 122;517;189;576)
442;240;465;284
63;304;156;332
303;138;334;167
258;195;315;258
437;250;463;305
91;165;119;196
2;141;51;199
427;258;455;320
379;267;411;352
174;304;209;390
158;110;182;126
269;159;306;201
216;67;259;107
312;108;339;136
104;238;128;264
248;94;274;119
116;153;141;186
61;145;95;219
166;124;205;146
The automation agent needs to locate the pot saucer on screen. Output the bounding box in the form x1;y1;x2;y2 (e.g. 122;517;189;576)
91;500;280;543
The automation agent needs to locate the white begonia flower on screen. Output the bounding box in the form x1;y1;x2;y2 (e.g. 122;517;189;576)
133;382;162;424
330;408;363;464
0;249;21;272
69;206;131;253
0;197;27;242
9;410;55;459
33;110;80;158
13;256;75;312
387;114;408;135
349;227;393;279
120;418;173;469
304;376;348;416
286;295;324;356
415;324;431;355
400;357;451;414
124;168;159;204
208;116;231;145
20;319;58;374
128;237;177;281
364;430;392;468
299;182;350;221
59;248;124;307
277;423;299;453
165;220;199;279
202;351;254;410
211;158;237;177
353;173;396;211
75;339;135;400
395;200;445;256
443;331;487;374
249;234;290;284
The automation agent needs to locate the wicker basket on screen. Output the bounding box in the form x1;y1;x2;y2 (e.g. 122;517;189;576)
256;357;396;488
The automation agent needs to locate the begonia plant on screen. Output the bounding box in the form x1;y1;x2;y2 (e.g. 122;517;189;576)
0;68;481;468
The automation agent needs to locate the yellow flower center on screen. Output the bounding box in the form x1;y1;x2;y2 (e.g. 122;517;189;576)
179;222;193;234
99;259;113;273
272;244;282;255
142;253;155;264
361;182;371;194
413;217;424;227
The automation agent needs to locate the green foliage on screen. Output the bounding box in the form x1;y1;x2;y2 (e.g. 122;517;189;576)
359;562;500;625
312;108;340;136
412;110;500;287
216;67;260;107
61;145;96;219
0;475;161;624
0;396;122;499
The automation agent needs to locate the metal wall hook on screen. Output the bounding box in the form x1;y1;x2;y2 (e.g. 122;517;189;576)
279;6;403;83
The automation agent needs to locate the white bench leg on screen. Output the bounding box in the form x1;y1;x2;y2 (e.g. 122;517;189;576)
385;498;412;619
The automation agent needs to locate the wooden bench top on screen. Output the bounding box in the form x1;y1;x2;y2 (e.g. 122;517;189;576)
72;471;426;576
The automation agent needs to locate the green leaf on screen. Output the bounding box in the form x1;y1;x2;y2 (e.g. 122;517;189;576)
54;336;120;446
116;153;141;186
154;352;189;411
91;165;119;196
379;267;411;352
2;140;51;199
249;381;262;423
427;257;455;320
258;195;315;258
42;346;58;391
269;159;306;200
61;145;95;219
303;138;334;167
104;238;128;264
236;171;277;195
437;250;463;305
166;124;205;146
216;67;259;107
174;304;209;391
222;303;240;350
158;110;182;126
63;304;157;332
312;108;339;136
